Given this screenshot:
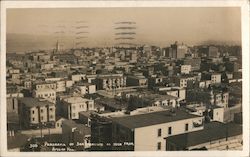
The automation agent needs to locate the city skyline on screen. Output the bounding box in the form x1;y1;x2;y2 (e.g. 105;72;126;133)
7;7;241;52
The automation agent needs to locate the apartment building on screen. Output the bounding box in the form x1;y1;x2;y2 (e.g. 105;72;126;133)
175;76;196;88
180;65;191;74
156;87;186;102
91;109;204;151
61;96;95;119
126;75;148;87
18;97;56;129
96;75;126;91
211;73;222;84
7;92;24;113
75;83;96;95
34;82;57;90
33;88;56;104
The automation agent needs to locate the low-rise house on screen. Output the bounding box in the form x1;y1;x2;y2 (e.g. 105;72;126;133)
185;103;224;122
156;87;186;102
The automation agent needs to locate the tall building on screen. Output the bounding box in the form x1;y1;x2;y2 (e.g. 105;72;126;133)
208;46;219;58
166;41;188;59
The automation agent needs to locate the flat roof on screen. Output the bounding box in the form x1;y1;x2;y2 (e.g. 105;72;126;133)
165;121;242;149
96;98;128;110
19;97;54;108
79;111;93;117
112;109;202;129
34;88;56;92
127;75;147;79
63;96;91;104
62;119;91;135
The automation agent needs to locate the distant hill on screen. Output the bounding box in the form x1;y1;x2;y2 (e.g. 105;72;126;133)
6;33;241;53
7;33;75;53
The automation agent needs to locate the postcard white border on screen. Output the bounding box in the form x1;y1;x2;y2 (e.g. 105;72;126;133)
1;1;249;157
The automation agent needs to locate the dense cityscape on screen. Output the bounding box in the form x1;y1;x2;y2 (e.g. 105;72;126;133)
6;40;242;151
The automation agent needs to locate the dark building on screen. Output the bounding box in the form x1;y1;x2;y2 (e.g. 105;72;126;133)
90;114;113;151
165;42;188;59
183;58;201;71
225;62;239;72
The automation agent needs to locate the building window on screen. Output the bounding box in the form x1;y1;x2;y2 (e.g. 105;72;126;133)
32;110;35;114
185;123;189;131
32;118;35;121
72;113;76;117
157;129;162;137
168;127;172;135
12;102;15;110
157;142;161;150
50;108;53;111
50;115;53;119
41;116;43;120
40;109;43;113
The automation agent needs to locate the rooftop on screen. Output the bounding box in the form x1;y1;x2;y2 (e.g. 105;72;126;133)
79;111;93;117
63;96;91;104
19;97;54;108
165;121;242;149
112;109;202;129
62;119;91;135
34;88;56;92
127;75;147;79
95;97;128;110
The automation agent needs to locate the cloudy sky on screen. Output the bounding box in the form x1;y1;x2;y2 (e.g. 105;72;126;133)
7;7;241;52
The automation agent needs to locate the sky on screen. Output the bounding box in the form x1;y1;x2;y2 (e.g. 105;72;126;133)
6;7;241;52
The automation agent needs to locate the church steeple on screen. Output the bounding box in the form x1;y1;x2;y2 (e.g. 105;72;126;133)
56;40;60;52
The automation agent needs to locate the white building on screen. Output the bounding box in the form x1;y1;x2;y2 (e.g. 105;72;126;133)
76;83;96;95
186;103;224;122
156;87;186;102
180;65;191;74
33;88;56;103
71;74;86;82
211;73;221;84
41;63;54;70
18;98;56;128
175;76;196;88
61;96;95;119
111;109;204;151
